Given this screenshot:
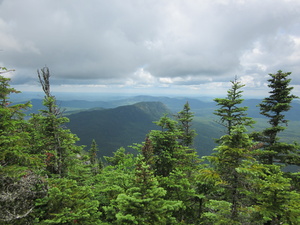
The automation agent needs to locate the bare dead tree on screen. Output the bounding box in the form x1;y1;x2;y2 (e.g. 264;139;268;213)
37;67;67;177
37;67;51;98
0;172;47;224
37;67;63;116
0;67;15;75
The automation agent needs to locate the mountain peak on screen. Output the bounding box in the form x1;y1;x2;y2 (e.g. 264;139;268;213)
66;101;170;156
133;101;170;119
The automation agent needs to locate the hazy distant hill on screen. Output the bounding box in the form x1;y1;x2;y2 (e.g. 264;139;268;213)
23;95;216;114
22;99;109;115
24;95;300;157
66;102;171;156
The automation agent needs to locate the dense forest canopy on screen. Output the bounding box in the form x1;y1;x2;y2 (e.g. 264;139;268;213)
1;66;300;224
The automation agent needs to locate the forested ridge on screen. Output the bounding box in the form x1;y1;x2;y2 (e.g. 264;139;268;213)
1;66;300;224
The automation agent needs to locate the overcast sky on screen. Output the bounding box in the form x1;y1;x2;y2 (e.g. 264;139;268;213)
1;0;300;98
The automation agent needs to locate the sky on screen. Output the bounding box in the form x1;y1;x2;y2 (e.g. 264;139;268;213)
1;0;300;98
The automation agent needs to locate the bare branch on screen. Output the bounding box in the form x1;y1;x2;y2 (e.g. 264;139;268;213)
37;67;51;97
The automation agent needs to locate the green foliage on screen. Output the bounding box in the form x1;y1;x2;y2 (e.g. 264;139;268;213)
147;114;202;223
206;79;262;223
259;71;298;126
175;101;197;147
2;67;300;224
251;165;300;224
88;139;102;175
201;200;236;225
66;101;169;157
35;178;101;224
214;78;255;135
104;147;135;167
104;155;182;224
256;70;300;165
205;125;258;223
0;75;35;175
149;114;186;177
94;148;136;223
29;67;84;178
0;71;46;224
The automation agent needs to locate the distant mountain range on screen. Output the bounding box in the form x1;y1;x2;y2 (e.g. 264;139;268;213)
21;95;300;157
23;95;216;114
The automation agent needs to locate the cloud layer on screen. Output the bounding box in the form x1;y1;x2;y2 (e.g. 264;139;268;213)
1;0;300;96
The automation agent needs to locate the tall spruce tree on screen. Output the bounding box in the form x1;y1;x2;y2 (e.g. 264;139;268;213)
149;114;198;177
97;147;137;222
89;139;102;175
32;67;101;223
29;67;83;177
106;155;182;224
203;79;260;224
175;101;196;147
148;115;183;177
214;78;255;135
147;114;201;223
257;70;299;165
205;125;257;224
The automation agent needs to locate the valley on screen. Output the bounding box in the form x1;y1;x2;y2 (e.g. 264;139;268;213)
22;94;300;157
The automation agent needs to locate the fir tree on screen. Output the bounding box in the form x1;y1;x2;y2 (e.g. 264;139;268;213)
256;70;299;165
214;77;255;135
106;155;182;224
204;80;259;223
251;165;300;224
89;139;102;175
97;148;137;222
30;67;83;177
149;114;198;177
0;69;46;224
175;101;196;147
35;178;101;224
148;114;201;223
250;70;300;224
205;125;257;224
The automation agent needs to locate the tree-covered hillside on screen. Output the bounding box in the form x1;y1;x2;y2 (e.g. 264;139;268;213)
64;97;300;158
1;66;300;224
66;102;170;156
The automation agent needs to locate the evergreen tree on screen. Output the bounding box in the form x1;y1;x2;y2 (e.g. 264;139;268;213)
251;165;300;224
29;67;83;178
0;72;33;174
97;148;137;223
148;114;199;178
35;178;101;224
204;125;257;224
175;101;196;147
141;137;154;166
203;80;259;224
106;155;182;224
147;114;201;223
214;77;255;135
29;67;103;223
250;70;300;224
0;69;46;224
89;139;102;175
256;70;299;165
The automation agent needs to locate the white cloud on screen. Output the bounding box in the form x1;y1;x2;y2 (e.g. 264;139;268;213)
240;75;261;88
133;68;156;84
0;0;300;96
159;77;173;84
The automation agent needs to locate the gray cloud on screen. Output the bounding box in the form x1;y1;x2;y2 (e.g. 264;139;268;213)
0;0;300;95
